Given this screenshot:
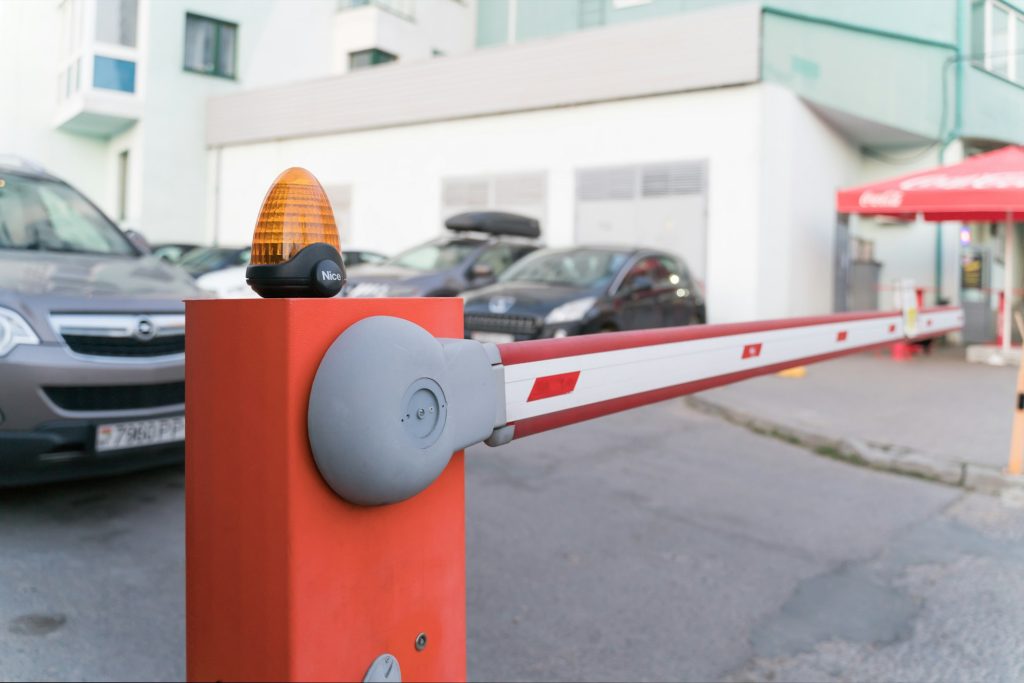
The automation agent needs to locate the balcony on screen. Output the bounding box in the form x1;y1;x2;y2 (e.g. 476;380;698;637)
53;0;141;138
338;0;415;22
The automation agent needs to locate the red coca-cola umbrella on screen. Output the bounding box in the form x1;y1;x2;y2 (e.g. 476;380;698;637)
837;145;1024;350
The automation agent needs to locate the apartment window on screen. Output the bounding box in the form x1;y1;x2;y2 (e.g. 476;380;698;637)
93;55;135;92
95;0;138;47
980;0;1024;83
184;13;237;78
349;48;397;70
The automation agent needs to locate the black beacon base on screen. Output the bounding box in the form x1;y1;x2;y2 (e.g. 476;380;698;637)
245;243;347;298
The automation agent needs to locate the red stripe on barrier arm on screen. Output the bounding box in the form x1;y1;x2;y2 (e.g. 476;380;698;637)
527;371;581;402
837;330;848;342
496;310;899;366
509;343;896;439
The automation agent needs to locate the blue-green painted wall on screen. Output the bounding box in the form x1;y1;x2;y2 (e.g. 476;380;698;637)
474;0;1024;146
476;0;959;47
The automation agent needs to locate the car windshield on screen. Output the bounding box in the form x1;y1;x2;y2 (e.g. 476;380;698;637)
0;173;135;255
389;241;478;271
178;247;247;276
500;249;630;288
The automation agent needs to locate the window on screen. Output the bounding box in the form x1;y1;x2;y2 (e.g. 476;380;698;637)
0;174;134;255
184;13;237;78
117;150;129;221
980;0;1024;83
95;0;137;47
349;48;397;71
474;244;522;278
93;55;135;92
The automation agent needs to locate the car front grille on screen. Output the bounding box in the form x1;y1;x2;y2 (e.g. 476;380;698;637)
49;313;186;359
464;314;541;337
43;382;185;412
62;334;186;357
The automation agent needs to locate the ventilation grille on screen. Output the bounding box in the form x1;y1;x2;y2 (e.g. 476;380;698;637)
578;161;706;201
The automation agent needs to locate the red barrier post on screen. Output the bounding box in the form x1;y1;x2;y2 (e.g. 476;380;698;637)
186;298;466;682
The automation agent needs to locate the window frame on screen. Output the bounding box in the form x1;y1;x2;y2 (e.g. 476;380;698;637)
183;12;238;80
348;48;398;71
983;0;1023;84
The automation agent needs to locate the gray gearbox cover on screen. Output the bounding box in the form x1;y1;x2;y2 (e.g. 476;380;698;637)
308;316;500;505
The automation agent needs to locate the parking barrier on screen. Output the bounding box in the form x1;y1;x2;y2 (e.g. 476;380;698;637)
187;169;964;682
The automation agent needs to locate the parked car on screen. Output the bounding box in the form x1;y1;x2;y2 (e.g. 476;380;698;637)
194;249;389;298
152;242;201;264
177;245;251;278
343;212;540;298
0;159;201;485
463;246;705;343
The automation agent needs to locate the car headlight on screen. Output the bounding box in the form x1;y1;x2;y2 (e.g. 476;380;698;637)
545;297;597;324
0;307;40;357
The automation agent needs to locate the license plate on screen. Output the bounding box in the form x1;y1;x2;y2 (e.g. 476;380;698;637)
95;416;185;453
470;331;515;344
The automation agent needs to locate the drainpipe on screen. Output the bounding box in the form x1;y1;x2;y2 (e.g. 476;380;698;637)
936;0;969;303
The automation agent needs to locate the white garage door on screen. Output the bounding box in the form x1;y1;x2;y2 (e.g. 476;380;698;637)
576;161;707;287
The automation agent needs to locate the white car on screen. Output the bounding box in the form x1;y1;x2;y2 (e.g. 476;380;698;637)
195;249;388;298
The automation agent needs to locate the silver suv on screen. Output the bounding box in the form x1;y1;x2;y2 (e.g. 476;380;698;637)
0;160;201;485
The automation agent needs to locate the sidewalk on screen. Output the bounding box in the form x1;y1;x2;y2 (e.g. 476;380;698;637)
689;345;1024;495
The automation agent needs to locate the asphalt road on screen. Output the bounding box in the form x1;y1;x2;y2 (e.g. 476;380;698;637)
2;400;1023;681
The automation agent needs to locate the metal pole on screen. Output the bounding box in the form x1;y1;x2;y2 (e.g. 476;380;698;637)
1004;212;1014;353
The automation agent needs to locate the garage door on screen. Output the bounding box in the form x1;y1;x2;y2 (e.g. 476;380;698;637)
576;161;707;287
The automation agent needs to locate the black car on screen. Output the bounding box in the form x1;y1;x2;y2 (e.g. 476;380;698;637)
463;246;705;343
344;212;540;298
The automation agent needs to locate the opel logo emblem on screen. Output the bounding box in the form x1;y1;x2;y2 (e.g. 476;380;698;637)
134;317;157;341
488;296;515;314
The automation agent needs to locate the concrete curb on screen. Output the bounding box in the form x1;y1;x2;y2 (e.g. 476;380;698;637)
685;395;1024;498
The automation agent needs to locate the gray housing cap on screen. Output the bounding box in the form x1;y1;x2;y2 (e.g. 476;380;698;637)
308;316;502;505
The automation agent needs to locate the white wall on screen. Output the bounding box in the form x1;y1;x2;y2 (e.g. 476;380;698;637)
332;0;476;74
758;83;861;317
136;0;337;244
212;85;765;322
0;0;109;202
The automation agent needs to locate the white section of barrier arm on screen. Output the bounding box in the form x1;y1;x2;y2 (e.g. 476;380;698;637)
490;307;963;443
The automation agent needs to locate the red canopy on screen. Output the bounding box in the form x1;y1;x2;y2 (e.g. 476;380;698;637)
836;145;1024;221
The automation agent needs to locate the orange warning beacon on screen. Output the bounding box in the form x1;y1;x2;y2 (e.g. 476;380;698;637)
245;167;346;298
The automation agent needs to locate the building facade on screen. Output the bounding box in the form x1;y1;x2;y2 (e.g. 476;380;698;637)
3;0;1023;327
0;0;474;244
204;0;1024;325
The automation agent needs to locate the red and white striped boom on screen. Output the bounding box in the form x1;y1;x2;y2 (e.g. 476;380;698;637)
306;304;963;506
490;307;962;442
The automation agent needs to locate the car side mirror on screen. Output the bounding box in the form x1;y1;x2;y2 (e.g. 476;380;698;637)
628;275;654;295
471;263;494;280
124;229;152;255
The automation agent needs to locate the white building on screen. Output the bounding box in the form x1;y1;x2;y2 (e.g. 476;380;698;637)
0;0;475;244
206;4;866;323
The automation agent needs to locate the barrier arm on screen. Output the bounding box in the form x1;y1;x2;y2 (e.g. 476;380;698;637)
307;305;963;506
188;168;963;683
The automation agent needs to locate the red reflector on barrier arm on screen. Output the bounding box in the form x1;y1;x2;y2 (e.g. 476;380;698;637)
742;343;762;359
527;371;581;402
494;307;963;442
